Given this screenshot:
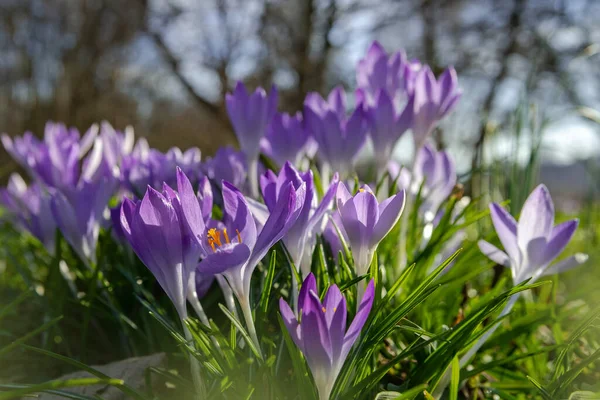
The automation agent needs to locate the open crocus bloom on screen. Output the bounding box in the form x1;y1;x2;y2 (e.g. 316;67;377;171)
280;273;375;400
335;183;406;277
197;180;305;305
478;184;587;283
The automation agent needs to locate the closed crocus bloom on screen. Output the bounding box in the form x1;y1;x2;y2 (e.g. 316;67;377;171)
361;89;413;174
203;146;248;193
260;162;339;278
410;143;457;220
304;87;369;179
356;41;409;100
280;273;375;400
120;168;205;319
335;183;406;279
226;82;278;198
1;173;57;254
261;112;310;168
411;66;461;148
51;177;116;266
478;184;587;284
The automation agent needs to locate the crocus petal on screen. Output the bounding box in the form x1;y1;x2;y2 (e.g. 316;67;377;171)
478;240;510;267
540;219;579;267
543;253;588;276
302;290;333;369
517;184;554;250
248;181;305;269
306;174;339;234
323;285;347;362
279;298;302;350
197;244;252;275
198;176;213;222
336;181;353;209
489;203;520;262
371;190;405;246
298;272;317;313
176;167;205;241
222;181;257;249
245;197;269;229
342;279;374;359
260;170;278;211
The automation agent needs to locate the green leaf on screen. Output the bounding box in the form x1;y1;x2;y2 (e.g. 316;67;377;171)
450;356;459;400
0;378;124;400
259;250;277;315
0;316;62;358
527;375;554;400
218;304;262;360
0;290;31;321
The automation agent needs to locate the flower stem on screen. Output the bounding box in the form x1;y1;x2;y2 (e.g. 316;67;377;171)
432;293;520;397
396;147;420;272
291;274;299;314
249;157;259;199
182;319;207;398
239;297;263;360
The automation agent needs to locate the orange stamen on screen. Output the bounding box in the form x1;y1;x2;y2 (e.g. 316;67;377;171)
236;229;242;243
209;240;216;252
223;228;230;244
358;188;365;193
322;307;326;313
207;228;222;246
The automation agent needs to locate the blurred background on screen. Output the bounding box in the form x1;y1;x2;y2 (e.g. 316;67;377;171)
0;0;599;207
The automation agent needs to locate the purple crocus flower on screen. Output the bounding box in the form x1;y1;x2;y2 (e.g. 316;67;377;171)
2;122;98;190
401;143;457;220
478;184;587;284
203;146;247;193
280;273;375;400
335;183;406;279
50;177;116;266
196;179;305;352
260;162;338;278
120;168;205;319
121;139;203;196
361;89;414;174
411;66;461;148
226;82;278;198
261;112;310;167
197;180;305;305
0;174;57;253
322;212;346;264
356;41;411;100
304;87;369;178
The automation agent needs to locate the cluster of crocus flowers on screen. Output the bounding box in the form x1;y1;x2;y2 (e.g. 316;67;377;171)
280;274;375;400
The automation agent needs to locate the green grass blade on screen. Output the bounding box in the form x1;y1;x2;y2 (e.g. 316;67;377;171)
0;378;124;400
